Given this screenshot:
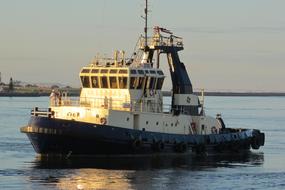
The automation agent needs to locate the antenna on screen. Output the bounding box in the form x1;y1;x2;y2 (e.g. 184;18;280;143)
142;0;148;49
145;0;148;47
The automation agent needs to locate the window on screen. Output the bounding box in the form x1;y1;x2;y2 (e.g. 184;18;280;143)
156;78;164;89
157;70;164;75
130;70;137;74
91;76;99;88
91;69;99;73
189;106;199;116
118;77;128;89
130;77;144;89
150;70;156;74
80;76;90;88
148;77;156;90
137;77;144;89
130;77;136;89
110;69;117;74
138;70;144;75
100;76;108;88
81;69;90;73
119;70;128;74
101;69;108;73
109;77;118;88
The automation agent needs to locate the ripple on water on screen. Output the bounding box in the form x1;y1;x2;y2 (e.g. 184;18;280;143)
0;96;285;189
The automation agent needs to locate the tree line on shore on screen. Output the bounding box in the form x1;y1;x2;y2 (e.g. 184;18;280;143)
0;77;79;96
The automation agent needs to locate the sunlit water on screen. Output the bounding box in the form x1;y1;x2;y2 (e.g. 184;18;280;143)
0;96;284;190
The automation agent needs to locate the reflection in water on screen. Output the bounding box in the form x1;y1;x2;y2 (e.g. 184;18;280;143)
28;153;264;190
57;169;132;190
33;152;264;170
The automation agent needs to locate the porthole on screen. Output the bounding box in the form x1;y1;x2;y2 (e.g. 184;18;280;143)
156;122;159;125
146;121;149;125
126;117;130;121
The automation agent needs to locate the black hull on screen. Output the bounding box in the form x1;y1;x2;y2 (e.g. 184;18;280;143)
21;116;265;156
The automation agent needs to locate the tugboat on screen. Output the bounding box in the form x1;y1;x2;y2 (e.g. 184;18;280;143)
21;1;264;156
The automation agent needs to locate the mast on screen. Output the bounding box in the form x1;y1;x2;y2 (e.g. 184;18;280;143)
144;0;148;49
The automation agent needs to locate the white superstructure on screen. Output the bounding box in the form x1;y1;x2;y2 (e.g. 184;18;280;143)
50;29;222;136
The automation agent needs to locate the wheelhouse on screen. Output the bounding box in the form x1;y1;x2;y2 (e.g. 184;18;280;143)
79;67;165;91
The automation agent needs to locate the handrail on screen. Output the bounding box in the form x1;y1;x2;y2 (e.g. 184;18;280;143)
139;35;183;49
31;107;54;118
50;96;172;113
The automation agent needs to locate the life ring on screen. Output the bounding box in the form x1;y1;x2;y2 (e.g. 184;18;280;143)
100;117;107;125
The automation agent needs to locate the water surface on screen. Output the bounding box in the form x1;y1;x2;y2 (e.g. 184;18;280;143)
0;96;284;189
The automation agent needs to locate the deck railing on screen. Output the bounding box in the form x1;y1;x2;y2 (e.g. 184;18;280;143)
50;96;172;113
31;107;54;118
139;35;183;49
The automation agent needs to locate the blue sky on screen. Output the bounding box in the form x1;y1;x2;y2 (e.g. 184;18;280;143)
0;0;284;91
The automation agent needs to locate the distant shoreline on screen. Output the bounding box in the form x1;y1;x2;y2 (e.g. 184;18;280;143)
1;91;285;97
0;92;80;97
195;92;285;97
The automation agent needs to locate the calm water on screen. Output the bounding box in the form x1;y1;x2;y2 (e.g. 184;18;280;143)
0;96;284;190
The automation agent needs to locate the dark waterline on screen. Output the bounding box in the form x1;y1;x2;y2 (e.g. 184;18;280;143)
0;96;285;189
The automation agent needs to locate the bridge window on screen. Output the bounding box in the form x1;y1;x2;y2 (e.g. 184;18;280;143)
137;77;144;89
138;70;144;75
80;76;90;88
148;77;156;90
91;76;99;88
110;69;117;74
119;70;128;74
118;77;128;89
81;69;90;73
91;69;99;73
130;77;144;89
100;76;108;88
101;69;108;74
156;78;164;89
130;77;136;89
157;70;164;75
109;77;118;88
